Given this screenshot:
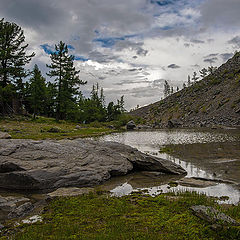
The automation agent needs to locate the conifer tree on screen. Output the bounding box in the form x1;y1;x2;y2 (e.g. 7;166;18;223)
0;19;34;87
199;68;208;79
47;41;86;120
192;72;199;83
187;75;191;87
163;80;170;98
0;19;34;113
28;65;47;119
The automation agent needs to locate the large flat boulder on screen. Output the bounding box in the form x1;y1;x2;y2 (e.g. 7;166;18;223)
0;139;186;190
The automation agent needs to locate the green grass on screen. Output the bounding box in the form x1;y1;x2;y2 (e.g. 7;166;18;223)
0;117;117;140
159;146;174;154
2;192;240;240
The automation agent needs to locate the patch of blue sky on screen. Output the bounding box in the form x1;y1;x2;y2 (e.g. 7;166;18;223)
160;26;173;30
150;0;205;8
93;34;140;48
74;56;88;61
67;45;75;50
40;44;54;55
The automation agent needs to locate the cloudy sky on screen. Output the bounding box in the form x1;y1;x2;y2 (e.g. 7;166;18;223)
1;0;240;109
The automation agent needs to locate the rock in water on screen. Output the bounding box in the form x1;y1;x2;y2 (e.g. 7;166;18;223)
0;139;186;190
190;205;240;226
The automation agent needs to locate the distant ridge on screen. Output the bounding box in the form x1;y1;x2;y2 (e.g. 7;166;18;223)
130;52;240;128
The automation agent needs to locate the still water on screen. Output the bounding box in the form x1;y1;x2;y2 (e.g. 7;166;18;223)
98;128;240;204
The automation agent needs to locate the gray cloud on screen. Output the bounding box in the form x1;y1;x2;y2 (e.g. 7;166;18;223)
191;64;200;68
0;0;151;54
207;39;214;43
203;57;218;64
190;39;205;44
115;40;148;56
152;79;166;87
220;53;234;62
88;50;119;63
228;36;240;48
129;86;161;98
168;64;180;69
201;0;240;28
114;79;147;86
204;53;218;58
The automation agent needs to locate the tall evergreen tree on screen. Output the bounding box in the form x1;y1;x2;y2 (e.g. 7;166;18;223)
28;65;47;119
0;19;34;113
0;19;34;87
187;75;191;87
46;41;86;120
163;80;170;98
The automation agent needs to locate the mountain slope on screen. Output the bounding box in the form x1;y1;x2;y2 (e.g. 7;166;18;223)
130;52;240;128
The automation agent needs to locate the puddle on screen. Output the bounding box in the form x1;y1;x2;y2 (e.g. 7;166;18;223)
98;128;240;204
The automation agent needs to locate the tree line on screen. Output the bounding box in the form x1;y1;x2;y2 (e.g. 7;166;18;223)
163;66;217;98
0;19;125;122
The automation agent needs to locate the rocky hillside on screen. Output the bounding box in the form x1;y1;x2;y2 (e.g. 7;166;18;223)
130;52;240;128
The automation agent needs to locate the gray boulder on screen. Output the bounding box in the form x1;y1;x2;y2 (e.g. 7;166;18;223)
0;139;186;190
8;202;34;218
126;120;136;130
190;205;240;226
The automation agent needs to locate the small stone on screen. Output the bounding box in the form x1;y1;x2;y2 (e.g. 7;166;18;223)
190;205;240;226
47;127;62;133
8;202;34;218
47;187;94;198
22;215;42;224
75;125;81;129
0;131;11;139
126;120;136;130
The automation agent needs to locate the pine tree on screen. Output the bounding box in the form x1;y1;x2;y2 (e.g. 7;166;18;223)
192;72;199;83
199;68;208;79
118;95;125;113
163;80;170;98
28;65;47;119
187;75;191;87
47;41;86;120
0;19;34;113
45;82;57;117
0;19;34;87
208;66;217;75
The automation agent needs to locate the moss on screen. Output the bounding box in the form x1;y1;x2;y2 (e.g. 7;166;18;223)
2;192;240;240
159;146;174;154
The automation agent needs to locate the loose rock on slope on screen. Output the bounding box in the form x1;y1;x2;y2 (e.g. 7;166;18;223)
0;139;186;190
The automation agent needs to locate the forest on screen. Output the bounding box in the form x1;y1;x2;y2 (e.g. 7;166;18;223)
0;18;125;123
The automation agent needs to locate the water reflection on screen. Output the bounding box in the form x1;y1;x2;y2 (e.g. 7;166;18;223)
98;129;240;204
110;182;239;205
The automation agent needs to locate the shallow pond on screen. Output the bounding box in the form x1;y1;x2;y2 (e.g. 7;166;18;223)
98;128;240;204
